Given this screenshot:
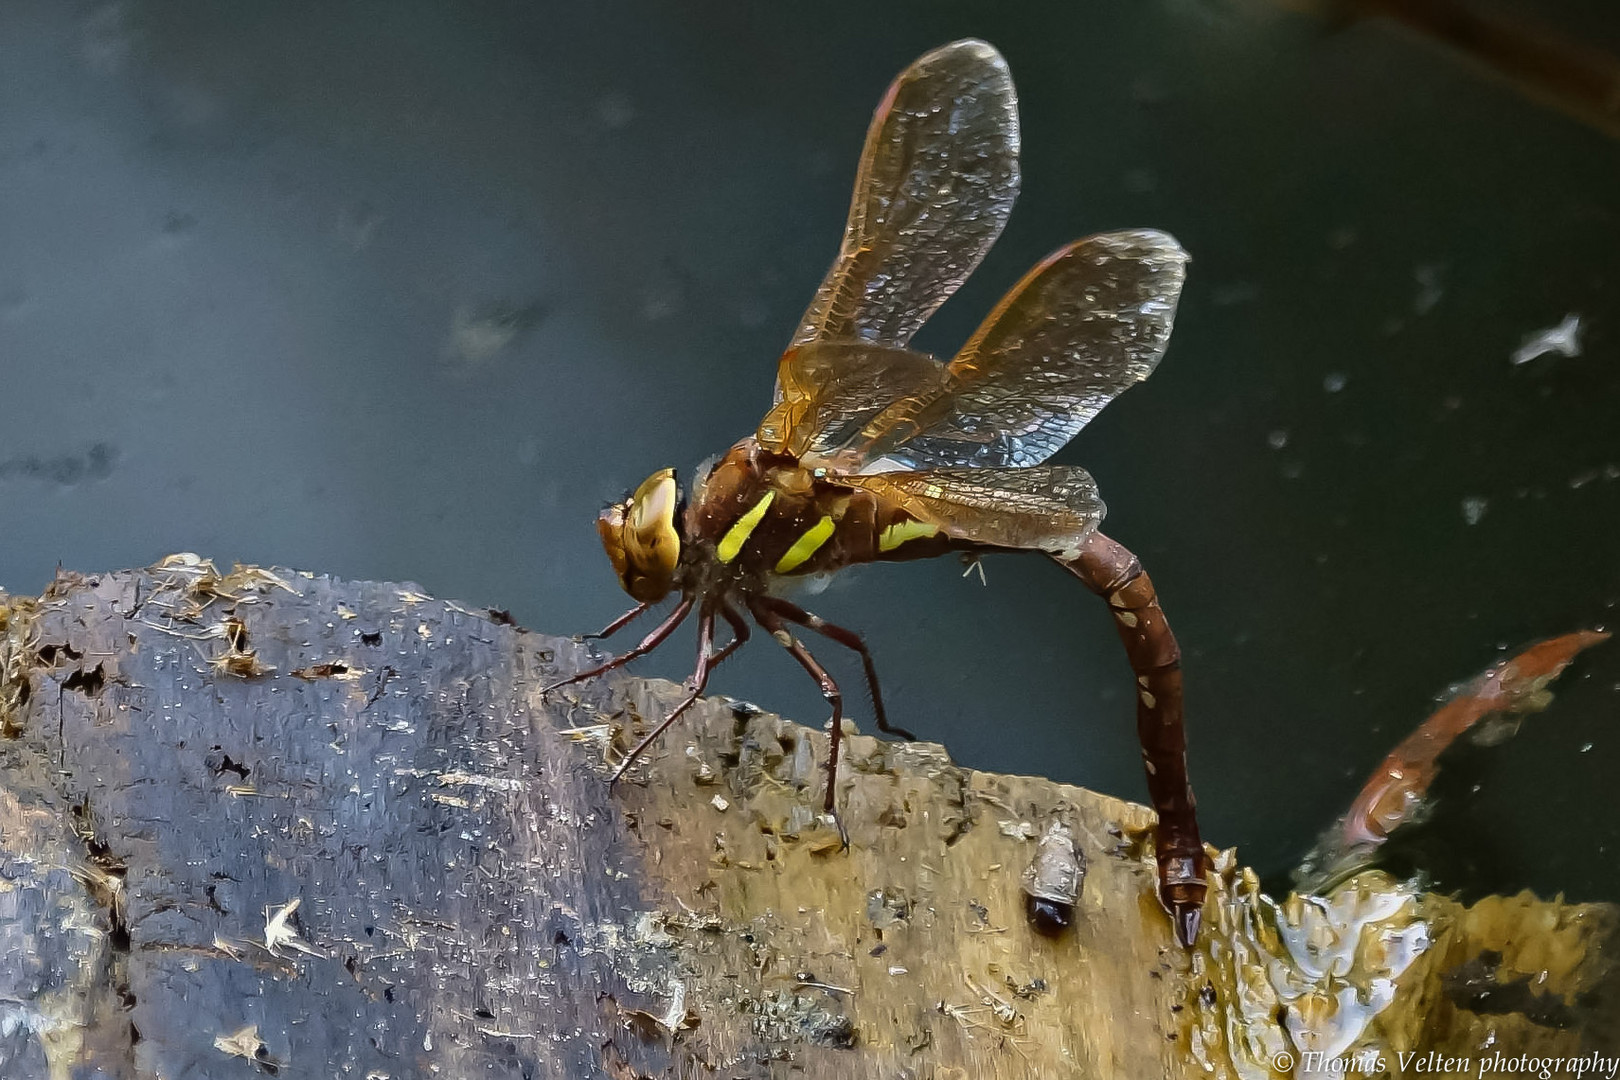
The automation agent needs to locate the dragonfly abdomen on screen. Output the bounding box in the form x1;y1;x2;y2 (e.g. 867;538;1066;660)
1059;530;1206;945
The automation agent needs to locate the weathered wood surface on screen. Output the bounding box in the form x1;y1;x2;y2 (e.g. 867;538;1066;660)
0;559;1614;1079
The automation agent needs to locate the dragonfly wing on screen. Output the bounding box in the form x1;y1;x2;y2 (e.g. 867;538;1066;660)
843;466;1105;557
788;40;1020;361
850;230;1189;470
759;341;947;459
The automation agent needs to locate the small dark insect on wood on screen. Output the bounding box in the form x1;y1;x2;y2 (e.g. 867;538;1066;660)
545;40;1206;945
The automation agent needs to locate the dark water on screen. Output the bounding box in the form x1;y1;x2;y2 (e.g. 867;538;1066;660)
3;1;1617;903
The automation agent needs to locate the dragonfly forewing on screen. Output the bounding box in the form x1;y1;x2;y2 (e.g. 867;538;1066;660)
788;40;1021;363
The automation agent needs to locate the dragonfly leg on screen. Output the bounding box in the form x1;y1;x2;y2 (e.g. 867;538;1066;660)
752;594;915;741
714;602;752;663
606;602;751;787
585;601;653;641
748;596;850;847
609;603;720;787
1059;530;1206;948
541;596;692;697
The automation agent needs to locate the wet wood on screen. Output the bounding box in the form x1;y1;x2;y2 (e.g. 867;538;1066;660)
0;559;1614;1079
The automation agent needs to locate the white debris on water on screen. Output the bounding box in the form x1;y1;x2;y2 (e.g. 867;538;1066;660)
1511;313;1583;365
1323;372;1348;393
1267;429;1289;450
1412;264;1444;315
1461;496;1489;525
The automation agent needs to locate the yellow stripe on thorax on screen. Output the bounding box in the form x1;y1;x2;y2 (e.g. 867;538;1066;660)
878;519;939;552
716;491;775;563
774;515;837;574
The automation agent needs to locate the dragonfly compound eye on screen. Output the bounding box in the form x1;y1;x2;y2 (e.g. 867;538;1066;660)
596;502;631;589
615;468;682;602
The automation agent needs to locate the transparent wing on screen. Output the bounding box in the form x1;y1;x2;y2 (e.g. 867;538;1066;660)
842;466;1105;555
843;230;1189;470
788;39;1020;358
759;342;946;458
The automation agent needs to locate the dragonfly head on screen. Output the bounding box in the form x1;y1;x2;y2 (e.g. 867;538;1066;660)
599;467;683;602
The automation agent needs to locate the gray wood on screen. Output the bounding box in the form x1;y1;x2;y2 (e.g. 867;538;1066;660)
1;562;677;1078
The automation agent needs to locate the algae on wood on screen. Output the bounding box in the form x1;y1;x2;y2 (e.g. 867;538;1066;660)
0;558;1613;1078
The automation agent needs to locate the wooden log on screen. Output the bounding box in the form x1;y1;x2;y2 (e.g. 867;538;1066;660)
0;558;1613;1078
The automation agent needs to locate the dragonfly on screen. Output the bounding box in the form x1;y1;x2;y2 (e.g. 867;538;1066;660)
546;39;1206;946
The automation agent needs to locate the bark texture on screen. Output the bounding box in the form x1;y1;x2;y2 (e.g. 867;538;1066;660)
0;559;1613;1079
